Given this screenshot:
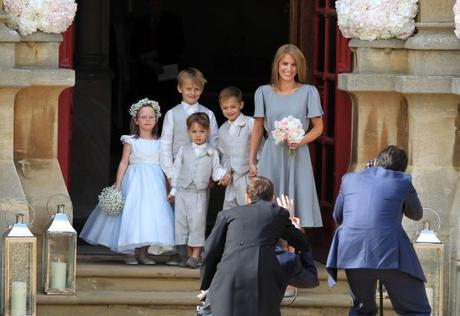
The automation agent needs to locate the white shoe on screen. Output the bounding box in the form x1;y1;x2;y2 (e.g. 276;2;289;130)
124;255;138;265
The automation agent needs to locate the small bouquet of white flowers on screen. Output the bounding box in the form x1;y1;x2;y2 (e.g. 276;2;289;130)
98;186;124;216
272;115;305;156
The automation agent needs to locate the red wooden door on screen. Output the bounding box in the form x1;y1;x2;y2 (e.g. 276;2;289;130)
308;0;352;261
58;26;74;188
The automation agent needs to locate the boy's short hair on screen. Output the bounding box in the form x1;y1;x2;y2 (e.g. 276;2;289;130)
374;145;408;172
186;112;210;130
246;176;274;201
177;67;207;88
219;86;243;103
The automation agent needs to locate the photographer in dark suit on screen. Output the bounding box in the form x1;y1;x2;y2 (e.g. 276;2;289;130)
200;177;312;316
197;243;318;316
326;145;431;315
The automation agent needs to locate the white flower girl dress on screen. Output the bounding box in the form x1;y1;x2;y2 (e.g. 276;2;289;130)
80;135;174;253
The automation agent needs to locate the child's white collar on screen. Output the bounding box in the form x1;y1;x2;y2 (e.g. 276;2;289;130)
229;113;245;126
192;142;207;150
181;101;199;108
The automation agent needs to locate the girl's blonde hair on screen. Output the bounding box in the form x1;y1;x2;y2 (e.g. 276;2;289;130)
130;105;158;139
271;44;307;89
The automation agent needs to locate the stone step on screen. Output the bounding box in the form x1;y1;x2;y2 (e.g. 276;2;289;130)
75;260;349;293
76;263;200;292
40;256;398;316
37;290;397;316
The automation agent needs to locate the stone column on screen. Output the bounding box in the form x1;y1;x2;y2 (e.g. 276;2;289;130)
12;32;74;234
339;39;410;169
338;0;460;314
0;3;29;235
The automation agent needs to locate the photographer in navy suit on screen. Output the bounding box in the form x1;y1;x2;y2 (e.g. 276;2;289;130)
326;145;431;315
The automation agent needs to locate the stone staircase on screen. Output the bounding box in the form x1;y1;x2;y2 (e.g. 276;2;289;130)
37;254;397;316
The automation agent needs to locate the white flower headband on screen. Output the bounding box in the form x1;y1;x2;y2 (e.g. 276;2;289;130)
129;98;162;118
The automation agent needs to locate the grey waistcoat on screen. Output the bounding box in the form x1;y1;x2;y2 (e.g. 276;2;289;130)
219;116;251;175
172;104;209;159
176;143;214;191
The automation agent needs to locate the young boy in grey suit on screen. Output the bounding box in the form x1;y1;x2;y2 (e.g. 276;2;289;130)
217;86;255;209
168;112;230;268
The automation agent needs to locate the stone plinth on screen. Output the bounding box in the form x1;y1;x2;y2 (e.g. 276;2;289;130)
15;33;62;69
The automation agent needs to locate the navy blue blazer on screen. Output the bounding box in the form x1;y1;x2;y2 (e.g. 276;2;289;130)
326;167;426;286
275;247;319;289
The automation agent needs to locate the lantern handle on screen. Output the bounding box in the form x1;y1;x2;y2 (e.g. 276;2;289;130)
46;194;73;220
409;207;441;239
1;200;35;228
15;213;25;224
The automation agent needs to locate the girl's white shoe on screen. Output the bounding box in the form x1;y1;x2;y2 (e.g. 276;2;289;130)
138;256;156;265
124;255;138;265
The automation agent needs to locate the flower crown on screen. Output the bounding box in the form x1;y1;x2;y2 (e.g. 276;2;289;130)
129;98;162;118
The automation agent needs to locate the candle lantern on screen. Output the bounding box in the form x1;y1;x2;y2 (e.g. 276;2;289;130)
3;214;37;316
43;204;76;295
412;208;444;316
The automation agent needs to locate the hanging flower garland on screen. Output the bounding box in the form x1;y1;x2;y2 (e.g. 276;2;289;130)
336;0;419;41
454;0;460;39
4;0;77;36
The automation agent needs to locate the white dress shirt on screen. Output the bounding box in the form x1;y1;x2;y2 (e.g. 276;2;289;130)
160;101;218;179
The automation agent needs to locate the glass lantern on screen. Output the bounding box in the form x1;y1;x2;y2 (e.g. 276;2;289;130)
3;214;37;316
412;208;444;316
414;220;444;316
43;204;77;295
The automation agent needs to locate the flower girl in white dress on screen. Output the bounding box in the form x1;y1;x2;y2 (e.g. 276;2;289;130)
80;98;175;264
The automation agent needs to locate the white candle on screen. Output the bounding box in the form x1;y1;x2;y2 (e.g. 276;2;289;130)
51;260;67;289
11;281;27;316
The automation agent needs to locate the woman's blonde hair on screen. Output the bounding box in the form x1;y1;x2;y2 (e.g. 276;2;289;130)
271;44;307;89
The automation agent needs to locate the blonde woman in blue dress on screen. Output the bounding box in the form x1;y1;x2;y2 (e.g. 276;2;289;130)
80;99;175;264
248;44;324;228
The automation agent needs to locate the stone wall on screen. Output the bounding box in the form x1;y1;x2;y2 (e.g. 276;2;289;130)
338;0;460;314
0;8;74;291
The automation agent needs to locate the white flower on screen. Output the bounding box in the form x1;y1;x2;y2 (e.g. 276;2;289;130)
336;0;418;41
40;0;77;33
98;186;124;216
129;98;162;118
4;0;77;35
17;0;41;35
4;0;28;16
207;149;214;156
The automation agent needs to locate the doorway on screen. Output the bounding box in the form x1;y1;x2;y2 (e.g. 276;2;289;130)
71;0;291;234
70;0;352;262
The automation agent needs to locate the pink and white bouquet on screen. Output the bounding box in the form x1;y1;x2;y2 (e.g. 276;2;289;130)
272;115;305;156
336;0;418;41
